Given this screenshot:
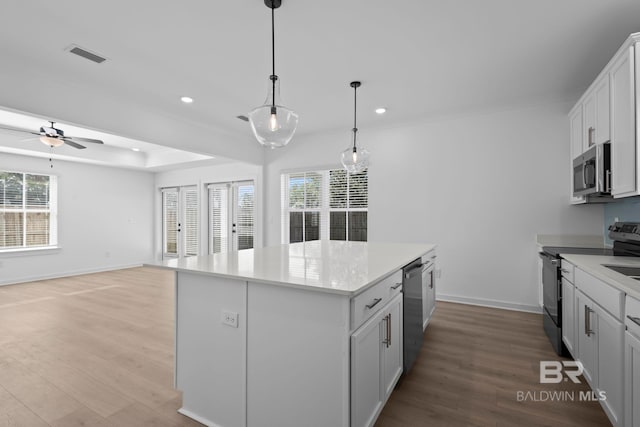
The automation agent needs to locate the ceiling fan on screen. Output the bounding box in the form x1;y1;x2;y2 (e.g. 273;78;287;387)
0;121;104;149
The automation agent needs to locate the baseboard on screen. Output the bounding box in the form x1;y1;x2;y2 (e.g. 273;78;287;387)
177;408;222;427
0;263;145;286
437;293;542;314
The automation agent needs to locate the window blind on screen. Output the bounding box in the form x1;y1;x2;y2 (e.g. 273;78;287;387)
162;189;178;256
0;171;57;250
235;183;255;250
281;168;367;244
184;188;199;256
208;184;229;254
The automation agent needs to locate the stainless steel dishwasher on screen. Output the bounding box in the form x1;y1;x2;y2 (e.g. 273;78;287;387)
402;258;424;374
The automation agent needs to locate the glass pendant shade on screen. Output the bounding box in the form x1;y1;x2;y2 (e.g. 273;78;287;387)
249;77;299;149
40;136;64;147
341;134;370;174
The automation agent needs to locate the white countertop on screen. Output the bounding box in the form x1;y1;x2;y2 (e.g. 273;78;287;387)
147;240;436;296
536;234;606;248
561;253;640;300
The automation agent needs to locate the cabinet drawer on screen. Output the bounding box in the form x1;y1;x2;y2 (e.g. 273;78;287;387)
575;268;624;321
627;295;640;338
560;260;575;283
351;270;402;331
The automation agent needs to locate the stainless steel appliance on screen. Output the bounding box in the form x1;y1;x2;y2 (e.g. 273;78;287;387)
573;142;611;199
540;221;640;356
540;246;612;356
402;258;424;374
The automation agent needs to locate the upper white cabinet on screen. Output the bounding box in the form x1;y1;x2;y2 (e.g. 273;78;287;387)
569;33;640;200
569;106;587;204
611;45;637;197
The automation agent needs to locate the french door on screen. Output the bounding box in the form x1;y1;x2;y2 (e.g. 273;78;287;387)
208;181;255;253
162;186;199;259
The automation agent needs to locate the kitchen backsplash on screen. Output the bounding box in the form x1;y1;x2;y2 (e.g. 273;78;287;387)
604;197;640;245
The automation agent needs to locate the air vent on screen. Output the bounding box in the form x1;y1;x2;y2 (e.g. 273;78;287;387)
236;115;249;122
66;45;107;64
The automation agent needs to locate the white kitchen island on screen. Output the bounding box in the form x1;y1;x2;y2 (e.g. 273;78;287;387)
149;240;436;427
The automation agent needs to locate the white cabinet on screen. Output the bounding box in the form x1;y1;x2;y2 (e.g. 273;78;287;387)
422;252;436;330
574;271;625;427
584;77;611;148
569;106;587;204
611;45;638;198
562;277;576;356
351;293;403;427
626;295;640;427
626;331;640;427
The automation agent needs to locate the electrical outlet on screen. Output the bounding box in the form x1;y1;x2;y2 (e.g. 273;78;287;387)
222;311;239;328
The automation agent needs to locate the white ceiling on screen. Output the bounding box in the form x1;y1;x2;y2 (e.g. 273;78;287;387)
0;0;639;165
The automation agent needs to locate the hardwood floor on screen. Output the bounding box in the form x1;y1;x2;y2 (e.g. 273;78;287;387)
0;268;611;426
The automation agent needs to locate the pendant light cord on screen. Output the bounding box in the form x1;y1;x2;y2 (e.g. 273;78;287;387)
270;5;276;109
352;84;358;150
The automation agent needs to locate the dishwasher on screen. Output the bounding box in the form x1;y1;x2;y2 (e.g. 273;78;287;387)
402;258;424;374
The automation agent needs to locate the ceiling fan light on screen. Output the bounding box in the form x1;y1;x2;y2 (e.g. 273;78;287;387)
40;136;64;147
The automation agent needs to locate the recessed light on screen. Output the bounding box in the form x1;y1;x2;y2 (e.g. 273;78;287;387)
181;96;194;104
131;148;140;152
375;107;387;115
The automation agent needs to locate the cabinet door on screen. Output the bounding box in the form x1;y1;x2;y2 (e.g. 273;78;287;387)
561;279;575;357
595;304;624;426
569;107;587;204
626;331;640;427
576;290;598;387
595;77;611;145
351;310;384;427
382;294;403;398
584;91;596;148
611;45;637;197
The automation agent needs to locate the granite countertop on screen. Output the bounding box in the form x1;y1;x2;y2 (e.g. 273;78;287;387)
146;240;436;296
536;234;607;249
561;253;640;300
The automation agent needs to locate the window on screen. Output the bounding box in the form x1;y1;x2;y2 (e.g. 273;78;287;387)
161;186;198;259
281;169;367;243
0;171;57;251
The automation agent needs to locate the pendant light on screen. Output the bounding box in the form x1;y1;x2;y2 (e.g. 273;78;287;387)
341;81;370;174
248;0;299;149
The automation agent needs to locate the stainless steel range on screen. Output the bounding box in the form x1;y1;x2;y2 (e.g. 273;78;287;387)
540;221;640;356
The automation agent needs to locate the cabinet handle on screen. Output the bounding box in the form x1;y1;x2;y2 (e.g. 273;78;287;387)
585;306;594;337
628;316;640;327
391;282;402;290
382;315;389;347
588;127;595;146
366;298;382;310
387;313;392;348
561;268;570;274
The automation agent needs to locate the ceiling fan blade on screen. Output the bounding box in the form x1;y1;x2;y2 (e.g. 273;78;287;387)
65;136;104;144
62;140;87;149
0;124;37;135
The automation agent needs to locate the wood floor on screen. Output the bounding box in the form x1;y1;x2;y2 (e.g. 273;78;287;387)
0;268;611;427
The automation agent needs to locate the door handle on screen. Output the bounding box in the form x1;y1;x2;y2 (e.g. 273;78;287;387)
382;314;389;347
585;306;594;337
387;312;391;348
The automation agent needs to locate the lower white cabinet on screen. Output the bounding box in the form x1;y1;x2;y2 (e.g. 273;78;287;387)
422;254;436;330
351;293;403;427
575;287;625;426
625;331;640;427
562;278;576;356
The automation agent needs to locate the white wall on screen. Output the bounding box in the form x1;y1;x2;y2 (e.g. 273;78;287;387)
0;153;154;285
264;101;604;311
154;161;264;260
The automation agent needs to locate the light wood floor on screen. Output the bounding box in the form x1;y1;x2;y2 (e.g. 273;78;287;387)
0;268;611;427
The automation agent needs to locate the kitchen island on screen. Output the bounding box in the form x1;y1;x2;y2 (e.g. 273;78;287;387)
149;240;436;427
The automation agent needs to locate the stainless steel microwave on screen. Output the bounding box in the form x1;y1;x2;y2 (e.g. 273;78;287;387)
573;142;611;197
